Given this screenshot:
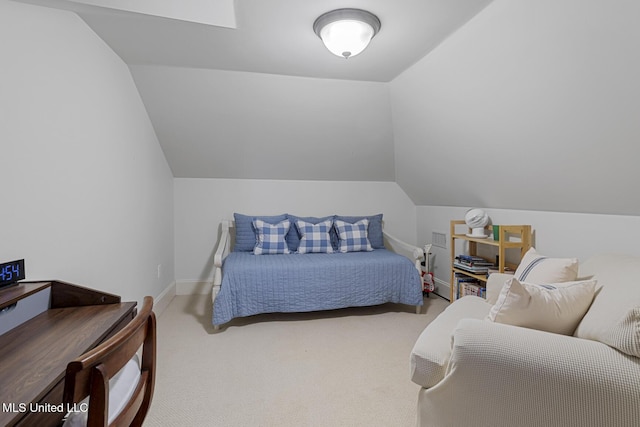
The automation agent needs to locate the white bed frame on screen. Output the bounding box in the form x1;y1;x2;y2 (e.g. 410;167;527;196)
212;220;425;328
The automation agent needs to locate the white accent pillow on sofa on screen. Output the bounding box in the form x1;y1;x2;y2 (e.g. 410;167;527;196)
574;254;640;357
487;278;597;335
514;248;579;284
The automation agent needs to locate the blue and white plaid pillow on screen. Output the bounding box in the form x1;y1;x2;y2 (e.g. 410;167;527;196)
296;219;334;254
253;219;291;255
334;219;373;253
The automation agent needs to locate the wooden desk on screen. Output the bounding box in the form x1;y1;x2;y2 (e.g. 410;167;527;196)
0;281;136;427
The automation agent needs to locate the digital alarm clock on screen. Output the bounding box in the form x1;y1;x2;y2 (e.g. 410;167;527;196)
0;259;25;289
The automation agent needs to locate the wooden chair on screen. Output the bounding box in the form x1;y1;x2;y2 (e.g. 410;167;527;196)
63;296;156;427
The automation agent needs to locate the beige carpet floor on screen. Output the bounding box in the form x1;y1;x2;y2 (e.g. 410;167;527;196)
144;294;448;427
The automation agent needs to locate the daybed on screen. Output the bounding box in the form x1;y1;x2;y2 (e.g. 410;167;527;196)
410;250;640;427
212;214;424;328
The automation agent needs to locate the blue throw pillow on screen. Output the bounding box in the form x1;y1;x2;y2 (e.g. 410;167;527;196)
296;219;334;254
233;213;288;252
253;219;291;255
334;219;373;253
335;214;384;249
287;215;336;251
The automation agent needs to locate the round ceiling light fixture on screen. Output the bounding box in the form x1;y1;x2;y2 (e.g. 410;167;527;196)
313;8;381;59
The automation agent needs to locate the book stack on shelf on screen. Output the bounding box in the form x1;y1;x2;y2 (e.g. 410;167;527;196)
454;273;486;299
453;255;495;275
453;255;493;299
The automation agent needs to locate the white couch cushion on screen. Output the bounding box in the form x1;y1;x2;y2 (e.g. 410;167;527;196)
487;278;597;335
485;273;514;305
597;307;640;357
513;248;579;284
410;296;490;388
574;254;640;357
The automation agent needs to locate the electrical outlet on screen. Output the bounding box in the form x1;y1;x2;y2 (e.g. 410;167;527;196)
157;264;161;279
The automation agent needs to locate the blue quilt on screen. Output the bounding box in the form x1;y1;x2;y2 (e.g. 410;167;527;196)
213;249;423;326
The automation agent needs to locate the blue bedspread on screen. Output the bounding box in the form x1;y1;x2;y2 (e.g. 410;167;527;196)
213;249;423;326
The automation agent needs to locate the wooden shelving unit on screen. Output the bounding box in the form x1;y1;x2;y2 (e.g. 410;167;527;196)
449;220;531;302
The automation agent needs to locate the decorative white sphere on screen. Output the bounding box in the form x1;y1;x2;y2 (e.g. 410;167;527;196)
464;208;489;229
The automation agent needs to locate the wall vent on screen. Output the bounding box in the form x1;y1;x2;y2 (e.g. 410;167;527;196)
432;231;447;248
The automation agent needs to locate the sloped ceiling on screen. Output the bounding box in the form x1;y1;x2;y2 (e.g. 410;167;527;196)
58;0;493;83
14;0;494;182
14;0;640;215
390;0;640;215
129;65;397;180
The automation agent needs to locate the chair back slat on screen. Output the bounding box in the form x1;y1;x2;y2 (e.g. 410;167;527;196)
111;374;148;427
63;296;156;427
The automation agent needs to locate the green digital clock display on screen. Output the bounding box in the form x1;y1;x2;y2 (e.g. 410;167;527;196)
0;259;25;288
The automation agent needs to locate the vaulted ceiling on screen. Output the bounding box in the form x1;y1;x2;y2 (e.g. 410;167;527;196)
21;0;493;82
14;0;640;216
15;0;493;182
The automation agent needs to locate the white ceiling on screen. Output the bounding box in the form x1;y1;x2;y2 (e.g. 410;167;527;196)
22;0;494;82
12;0;640;216
15;0;494;184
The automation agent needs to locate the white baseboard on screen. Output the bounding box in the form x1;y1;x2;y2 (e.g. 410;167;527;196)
152;281;213;316
153;281;176;316
433;277;451;301
176;280;213;295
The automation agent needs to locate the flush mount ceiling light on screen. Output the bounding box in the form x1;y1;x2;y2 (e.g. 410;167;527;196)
313;8;381;59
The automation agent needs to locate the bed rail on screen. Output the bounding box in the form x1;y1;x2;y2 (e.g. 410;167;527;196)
382;230;424;273
212;220;232;304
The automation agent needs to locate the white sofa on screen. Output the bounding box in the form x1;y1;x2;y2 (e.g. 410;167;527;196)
410;254;640;427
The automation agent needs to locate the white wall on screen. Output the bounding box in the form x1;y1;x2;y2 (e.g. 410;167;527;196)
418;206;640;298
391;0;640;215
130;65;395;182
0;1;174;305
174;178;417;284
